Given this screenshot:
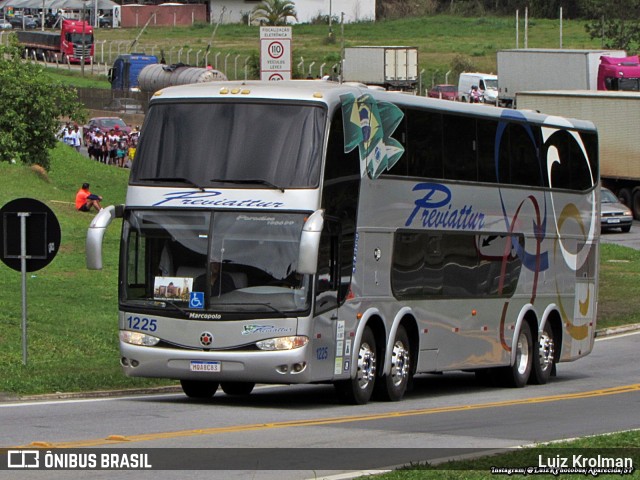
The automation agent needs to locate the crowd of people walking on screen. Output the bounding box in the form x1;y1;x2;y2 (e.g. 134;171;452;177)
59;122;139;168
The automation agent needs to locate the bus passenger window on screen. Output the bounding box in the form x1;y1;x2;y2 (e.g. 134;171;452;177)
443;115;477;182
508;123;543;187
404;109;443;179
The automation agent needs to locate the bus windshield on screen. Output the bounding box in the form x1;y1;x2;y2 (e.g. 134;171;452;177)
122;210;311;315
130;101;326;189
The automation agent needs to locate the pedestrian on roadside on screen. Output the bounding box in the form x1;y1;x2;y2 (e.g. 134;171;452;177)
75;182;103;212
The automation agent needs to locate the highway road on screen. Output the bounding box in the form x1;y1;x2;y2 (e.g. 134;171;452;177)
1;330;638;479
601;219;640;250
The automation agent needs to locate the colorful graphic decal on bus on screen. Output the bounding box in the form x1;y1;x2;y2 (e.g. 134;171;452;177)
340;93;405;179
494;110;597;345
400;109;597;346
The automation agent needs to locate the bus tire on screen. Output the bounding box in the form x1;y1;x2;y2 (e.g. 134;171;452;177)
221;382;255;396
180;380;219;398
530;322;555;385
374;325;411;402
334;326;377;405
496;322;533;388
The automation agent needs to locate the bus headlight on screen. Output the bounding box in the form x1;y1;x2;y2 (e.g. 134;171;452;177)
120;330;160;346
256;336;308;351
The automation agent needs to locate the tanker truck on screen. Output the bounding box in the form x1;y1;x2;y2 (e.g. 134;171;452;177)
137;63;227;93
17;19;94;64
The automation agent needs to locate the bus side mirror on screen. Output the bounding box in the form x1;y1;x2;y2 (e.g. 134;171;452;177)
297;209;324;275
86;204;123;270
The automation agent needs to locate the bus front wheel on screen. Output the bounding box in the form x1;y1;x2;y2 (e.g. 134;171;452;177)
180;379;219;398
335;326;377;405
374;325;411;401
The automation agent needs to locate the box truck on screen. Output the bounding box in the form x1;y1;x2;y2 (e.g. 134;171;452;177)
342;46;418;90
497;49;627;107
517;90;640;219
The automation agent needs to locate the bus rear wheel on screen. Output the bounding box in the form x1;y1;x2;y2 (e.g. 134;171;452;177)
374;325;411;401
496;322;533;388
335;326;377;405
180;380;219;398
221;382;255;396
529;322;555;385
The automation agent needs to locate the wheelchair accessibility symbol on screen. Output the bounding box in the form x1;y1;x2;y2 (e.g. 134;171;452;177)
189;292;204;309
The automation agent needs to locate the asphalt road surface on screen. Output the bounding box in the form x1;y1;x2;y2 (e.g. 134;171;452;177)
1;330;638;480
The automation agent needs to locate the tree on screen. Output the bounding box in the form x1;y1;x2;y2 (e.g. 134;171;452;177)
584;0;640;51
251;0;298;26
0;43;85;170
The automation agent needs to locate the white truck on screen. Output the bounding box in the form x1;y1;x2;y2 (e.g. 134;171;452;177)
498;49;626;107
516;90;640;219
342;46;418;90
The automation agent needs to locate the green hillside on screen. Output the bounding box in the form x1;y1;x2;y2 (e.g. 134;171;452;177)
56;14;607;86
0;145;175;395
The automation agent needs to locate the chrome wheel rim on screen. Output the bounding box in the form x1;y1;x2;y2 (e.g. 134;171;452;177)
389;340;409;387
356;342;376;390
538;331;555;371
515;331;530;375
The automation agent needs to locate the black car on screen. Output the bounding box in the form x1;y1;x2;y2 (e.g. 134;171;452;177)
9;15;37;29
98;16;112;28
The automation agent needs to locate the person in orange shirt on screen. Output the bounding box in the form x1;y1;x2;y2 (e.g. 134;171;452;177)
75;183;103;212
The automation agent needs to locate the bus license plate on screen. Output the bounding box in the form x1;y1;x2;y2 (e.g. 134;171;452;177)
190;361;221;372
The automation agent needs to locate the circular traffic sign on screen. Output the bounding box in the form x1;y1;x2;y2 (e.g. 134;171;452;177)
268;41;285;59
0;198;61;272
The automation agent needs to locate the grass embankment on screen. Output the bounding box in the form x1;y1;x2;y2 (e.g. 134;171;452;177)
0;146;175;395
0;146;637;396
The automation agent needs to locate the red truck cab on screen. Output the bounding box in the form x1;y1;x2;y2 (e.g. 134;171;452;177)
60;19;94;64
598;55;640;91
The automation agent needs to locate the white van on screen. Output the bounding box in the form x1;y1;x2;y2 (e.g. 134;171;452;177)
458;72;498;104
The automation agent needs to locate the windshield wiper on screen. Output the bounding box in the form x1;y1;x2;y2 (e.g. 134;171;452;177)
126;299;190;315
140;177;205;191
211;302;291;317
209;178;285;193
162;300;190;315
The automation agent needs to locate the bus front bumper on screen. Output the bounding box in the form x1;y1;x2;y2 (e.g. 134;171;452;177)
119;341;316;384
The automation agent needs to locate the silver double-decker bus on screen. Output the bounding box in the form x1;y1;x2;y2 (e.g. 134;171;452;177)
87;80;599;404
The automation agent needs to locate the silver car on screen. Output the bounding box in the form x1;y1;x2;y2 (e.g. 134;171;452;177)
601;187;633;233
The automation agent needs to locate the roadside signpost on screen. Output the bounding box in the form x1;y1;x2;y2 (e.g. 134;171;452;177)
260;26;292;81
0;198;61;365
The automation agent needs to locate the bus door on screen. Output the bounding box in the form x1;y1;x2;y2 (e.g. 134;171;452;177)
312;218;347;380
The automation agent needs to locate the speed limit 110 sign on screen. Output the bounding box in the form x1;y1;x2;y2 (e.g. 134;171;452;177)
260;27;292;81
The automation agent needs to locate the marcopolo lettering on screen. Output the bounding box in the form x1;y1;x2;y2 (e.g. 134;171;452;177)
405;183;486;230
